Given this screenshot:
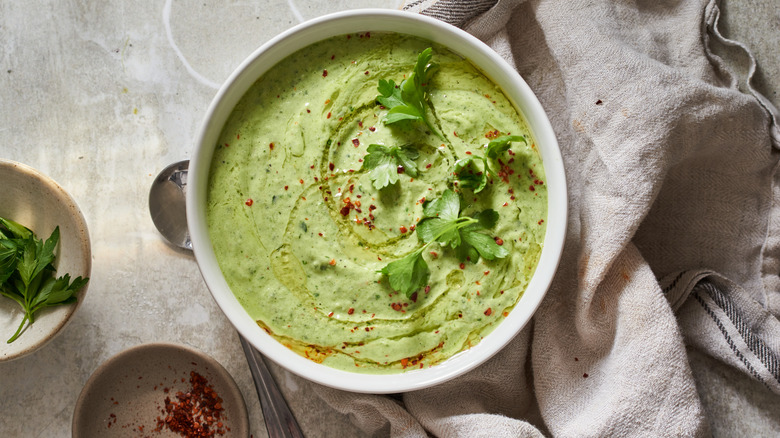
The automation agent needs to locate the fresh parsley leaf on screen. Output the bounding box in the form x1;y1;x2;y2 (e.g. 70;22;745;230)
0;240;20;284
486;135;525;159
461;228;508;261
451;157;487;193
379;189;508;296
417;189;506;262
379;249;429;297
361;144;420;190
0;217;31;240
417;189;462;247
376;79;405;109
376;48;442;139
451;135;527;193
0;219;89;343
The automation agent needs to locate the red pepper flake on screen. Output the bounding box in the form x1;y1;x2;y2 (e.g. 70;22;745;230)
484;271;490;276
453;131;458;137
410;292;418;303
484;308;492;316
352;138;360;147
583;373;589;378
538;219;545;225
245;198;253;206
485;129;500;139
391;303;402;311
595;99;603;105
299;179;304;184
329;162;335;171
329;259;337;266
400;358;408;368
399;226;408;234
306;109;311;113
459;263;465;270
318;232;323;237
535;179;544;185
154;371;226;436
364;71;369;75
494;237;504;245
327;112;332;119
348;308;354;315
502;202;508;207
465;151;472;155
322;69;328;77
328;312;334;317
358;121;363;128
424;285;431;294
284;185;289;191
430;251;438;259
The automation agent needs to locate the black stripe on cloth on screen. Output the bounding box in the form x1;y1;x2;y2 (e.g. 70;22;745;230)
416;0;498;28
403;0;429;9
692;287;766;385
697;280;780;385
662;271;686;294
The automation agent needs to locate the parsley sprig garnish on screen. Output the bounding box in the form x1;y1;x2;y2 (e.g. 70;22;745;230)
451;135;526;193
0;217;89;343
376;47;442;139
360;144;419;190
379;189;508;297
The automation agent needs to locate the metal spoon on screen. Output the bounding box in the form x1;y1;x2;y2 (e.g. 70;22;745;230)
149;159;304;438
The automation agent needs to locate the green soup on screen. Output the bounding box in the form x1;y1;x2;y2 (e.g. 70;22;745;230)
207;32;547;373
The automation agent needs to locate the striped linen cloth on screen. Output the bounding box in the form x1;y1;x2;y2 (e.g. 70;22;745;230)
306;1;780;436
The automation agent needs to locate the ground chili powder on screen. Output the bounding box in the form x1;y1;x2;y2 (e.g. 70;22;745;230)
154;371;227;437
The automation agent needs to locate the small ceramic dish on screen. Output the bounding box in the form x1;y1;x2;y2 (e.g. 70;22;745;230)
0;159;91;361
72;343;249;437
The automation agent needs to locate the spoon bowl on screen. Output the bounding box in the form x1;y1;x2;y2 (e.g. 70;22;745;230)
149;160;191;250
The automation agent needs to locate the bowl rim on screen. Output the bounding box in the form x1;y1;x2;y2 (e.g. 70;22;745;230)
188;8;567;393
0;158;92;362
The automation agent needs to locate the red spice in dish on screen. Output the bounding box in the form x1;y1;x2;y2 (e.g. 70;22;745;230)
154;371;226;437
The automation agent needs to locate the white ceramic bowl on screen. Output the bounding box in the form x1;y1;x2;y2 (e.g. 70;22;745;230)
0;159;91;361
188;9;566;393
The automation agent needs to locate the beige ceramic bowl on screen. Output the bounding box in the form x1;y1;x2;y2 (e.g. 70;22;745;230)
0;159;91;361
72;343;249;437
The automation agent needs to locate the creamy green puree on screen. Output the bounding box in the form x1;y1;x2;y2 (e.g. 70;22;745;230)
207;32;547;374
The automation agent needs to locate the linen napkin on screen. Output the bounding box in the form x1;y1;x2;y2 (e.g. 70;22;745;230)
302;0;780;436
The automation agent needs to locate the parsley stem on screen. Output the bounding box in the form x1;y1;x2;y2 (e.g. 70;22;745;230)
7;313;28;343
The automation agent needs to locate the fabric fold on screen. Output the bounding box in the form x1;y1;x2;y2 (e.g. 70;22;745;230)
301;0;780;436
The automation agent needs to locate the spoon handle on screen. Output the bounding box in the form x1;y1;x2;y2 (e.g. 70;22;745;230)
239;335;305;438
